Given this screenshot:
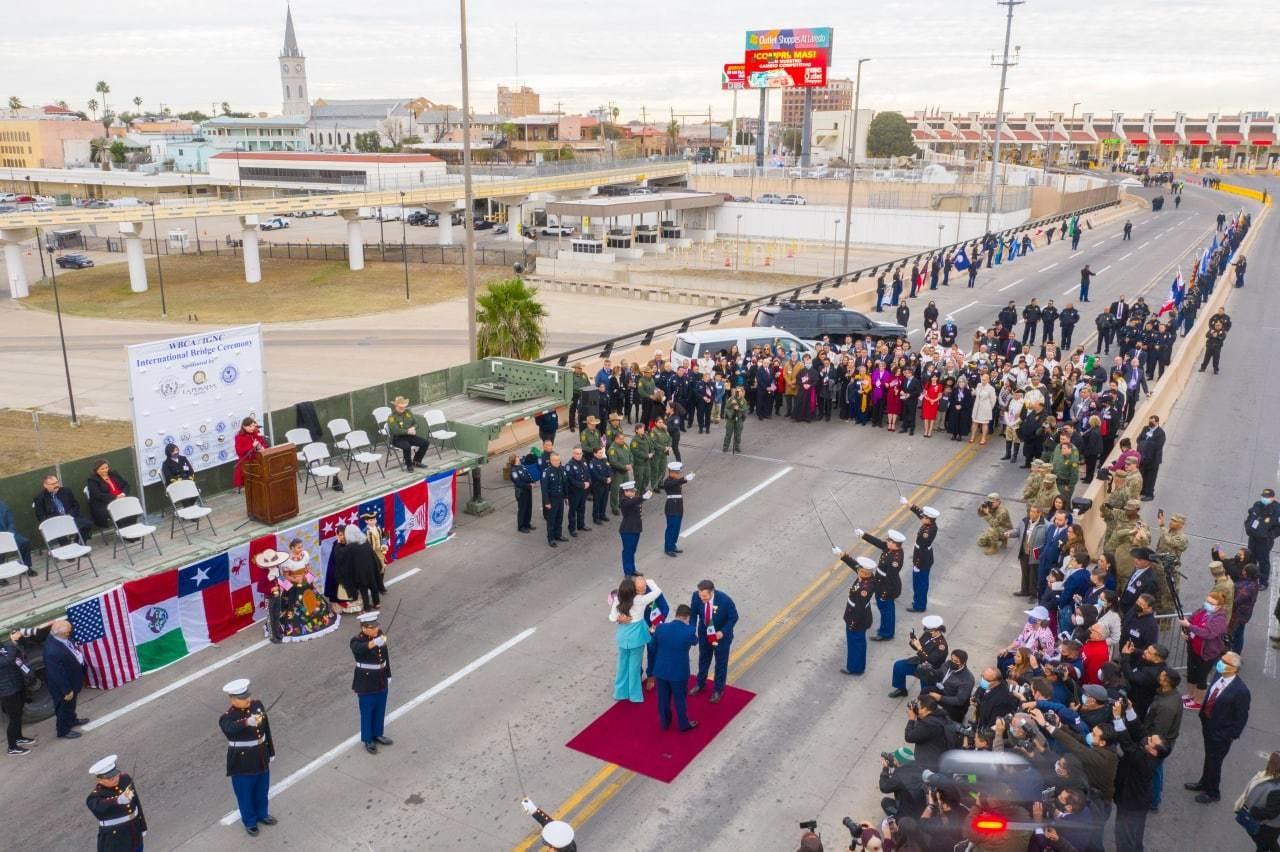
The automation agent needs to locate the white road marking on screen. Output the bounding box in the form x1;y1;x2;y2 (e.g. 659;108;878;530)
998;278;1025;292
1154;233;1164;240
951;300;979;316
680;466;794;538
218;627;537;826
1070;252;1082;257
1120;252;1133;261
1038;263;1058;272
1139;241;1151;249
83;568;423;732
1062;285;1078;296
1098;265;1112;273
1138;218;1150;224
907;329;919;337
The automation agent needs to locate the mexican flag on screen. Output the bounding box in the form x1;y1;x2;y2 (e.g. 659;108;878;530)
124;554;239;673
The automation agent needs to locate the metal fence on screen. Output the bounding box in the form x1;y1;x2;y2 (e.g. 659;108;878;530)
78;234;530;268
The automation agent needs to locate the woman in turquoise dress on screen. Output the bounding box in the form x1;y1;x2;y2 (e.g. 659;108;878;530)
609;576;664;702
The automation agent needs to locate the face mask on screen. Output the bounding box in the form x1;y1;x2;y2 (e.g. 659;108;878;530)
977;678;990;690
1263;498;1274;506
1215;660;1228;675
1085;733;1095;747
949;661;961;671
1203;602;1217;613
1051;581;1064;591
1072;615;1083;625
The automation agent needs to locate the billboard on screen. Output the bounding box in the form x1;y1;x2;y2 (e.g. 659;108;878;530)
744;27;832;88
722;63;748;90
126;324;266;486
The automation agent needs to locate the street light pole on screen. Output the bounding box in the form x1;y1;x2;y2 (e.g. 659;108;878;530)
41;232;79;426
984;0;1023;236
832;219;841;275
735;214;742;271
459;0;479;361
840;58;870;278
149;202;167;317
400;191;410;301
1062;101;1079;192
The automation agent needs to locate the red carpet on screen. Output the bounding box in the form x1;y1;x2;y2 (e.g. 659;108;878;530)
565;677;756;783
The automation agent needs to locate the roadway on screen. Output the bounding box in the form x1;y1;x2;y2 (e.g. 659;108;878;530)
6;183;1271;851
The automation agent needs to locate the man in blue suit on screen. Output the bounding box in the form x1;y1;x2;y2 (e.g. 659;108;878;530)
689;579;738;703
652;604;698;731
43;619;89;739
1037;511;1070;596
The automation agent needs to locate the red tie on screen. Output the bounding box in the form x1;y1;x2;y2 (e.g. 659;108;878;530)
705;600;712;630
1204;683;1222;718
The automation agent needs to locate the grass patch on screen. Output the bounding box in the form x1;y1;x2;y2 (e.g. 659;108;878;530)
0;410;133;477
20;255;508;323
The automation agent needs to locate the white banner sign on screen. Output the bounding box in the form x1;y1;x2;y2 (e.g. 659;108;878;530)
126;325;266;486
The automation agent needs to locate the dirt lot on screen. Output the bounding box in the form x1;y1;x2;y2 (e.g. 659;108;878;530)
0;409;133;477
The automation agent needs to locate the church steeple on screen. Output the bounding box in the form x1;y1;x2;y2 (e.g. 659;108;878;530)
282;5;302;58
279;5;309;117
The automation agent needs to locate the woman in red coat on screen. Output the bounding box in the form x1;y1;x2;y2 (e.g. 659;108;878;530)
232;417;270;488
920;375;943;438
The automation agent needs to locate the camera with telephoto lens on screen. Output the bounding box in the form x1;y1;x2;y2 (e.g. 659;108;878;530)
978;500;994;515
881;750;899;767
799;819;818;831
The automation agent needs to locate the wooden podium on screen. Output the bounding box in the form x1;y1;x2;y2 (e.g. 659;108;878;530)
242;443;299;524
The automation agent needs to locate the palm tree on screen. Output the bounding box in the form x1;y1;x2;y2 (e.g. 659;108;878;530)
55;99;68;110
7;95;22;110
665;119;680;155
95;80;110;118
610;105;620;125
89;137;107;164
220;101;231;116
133;95;143;113
475;277;547;360
87;98;98;120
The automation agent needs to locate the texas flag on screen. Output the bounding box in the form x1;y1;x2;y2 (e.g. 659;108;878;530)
124;554;237;673
1157;271;1184;317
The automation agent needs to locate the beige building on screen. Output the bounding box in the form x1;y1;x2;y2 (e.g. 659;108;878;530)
497;85;540;118
0;117;100;169
781;78;853;129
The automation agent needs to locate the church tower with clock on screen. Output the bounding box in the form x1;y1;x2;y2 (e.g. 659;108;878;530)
279;5;310;117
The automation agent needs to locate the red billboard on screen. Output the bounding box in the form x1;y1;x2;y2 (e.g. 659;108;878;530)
722;63;748;90
743;27;832;88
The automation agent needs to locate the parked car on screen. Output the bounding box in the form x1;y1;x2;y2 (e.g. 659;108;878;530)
758;193;783;204
0;205;15;214
406;211;432;226
472;218;494;230
55;253;95;269
259;217;290;231
629;187;657;195
85;199;111;209
0;192;16;202
30;202;53;211
752;298;906;343
670;328;814;370
733;196;753;202
106;197;142;208
539;224;574;237
780;194;807;205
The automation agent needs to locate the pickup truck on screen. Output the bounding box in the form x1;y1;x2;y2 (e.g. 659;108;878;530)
259;217;290;231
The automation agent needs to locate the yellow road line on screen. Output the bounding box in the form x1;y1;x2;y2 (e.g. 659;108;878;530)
514;442;979;850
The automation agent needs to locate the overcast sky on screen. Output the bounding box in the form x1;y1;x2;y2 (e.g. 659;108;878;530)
3;1;1275;121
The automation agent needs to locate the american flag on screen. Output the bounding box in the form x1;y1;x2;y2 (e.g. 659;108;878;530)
66;586;139;690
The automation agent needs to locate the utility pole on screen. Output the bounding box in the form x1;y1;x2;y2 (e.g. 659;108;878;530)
984;0;1023;236
840;58;870;277
459;0;479;360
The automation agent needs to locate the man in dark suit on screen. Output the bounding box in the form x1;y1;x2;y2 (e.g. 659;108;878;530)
652;604;698;731
1118;548;1160;614
1185;652;1251;803
924;649;975;723
690;579;738;703
32;474;95;541
1136;415;1166;501
43;619;88;739
974;667;1019;728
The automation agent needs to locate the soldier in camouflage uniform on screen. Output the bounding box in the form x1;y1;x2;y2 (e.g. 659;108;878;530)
722;387;748;452
649;417;672;491
1154;512;1189;614
629;424;655;494
1107;499;1150;588
1101;468;1134;543
579;415;603;457
606;431;633;515
1035;465;1060;516
1022;460;1046;506
977;492;1013;554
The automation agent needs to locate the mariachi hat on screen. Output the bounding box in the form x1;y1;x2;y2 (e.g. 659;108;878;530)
222;678;251;698
855;556;877;571
358;611;381;624
1130;547;1156;561
89;755;119;777
620;481;636;491
921;615;944;630
393;396;410;406
922;506;940;519
254;549;289;568
887;530;907;544
542;821;575;848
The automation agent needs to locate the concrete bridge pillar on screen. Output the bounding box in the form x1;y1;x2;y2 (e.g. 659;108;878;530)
239;216;262;284
340;210;365;271
0;228;35;299
119;221;149;293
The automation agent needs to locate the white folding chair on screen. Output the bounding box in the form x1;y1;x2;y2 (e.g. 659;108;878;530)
0;532;36;599
166;480;218;544
423;409;456;460
38;515;97;588
342;430;386;484
301;442;342;495
372;405;394;450
327;418;354;458
108;496;162;566
286;428;314;479
84;485;111;543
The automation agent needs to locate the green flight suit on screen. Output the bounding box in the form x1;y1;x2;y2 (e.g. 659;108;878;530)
606;441;633;513
649;426;672;490
723;395;747;451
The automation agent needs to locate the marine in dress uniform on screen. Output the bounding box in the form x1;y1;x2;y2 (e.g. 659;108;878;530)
218;678;277;836
85;754;147;852
509;454;535;534
837;554;877;674
563;448;591;536
661;462;695;557
888;614;949;697
520;799;578;851
690;580;738;702
351;611;393;754
857;528;906;641
617;481;650;576
903;502;941;612
587;447;612;524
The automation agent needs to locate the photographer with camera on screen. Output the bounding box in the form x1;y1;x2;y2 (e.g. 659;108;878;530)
794;820;824;852
1030;787;1099;852
888;615;948;699
1030;704;1120;826
977;493;1013;555
878;746;927;819
916;776;967;849
1121;640;1167;719
904;694;958;771
1110;696;1167;851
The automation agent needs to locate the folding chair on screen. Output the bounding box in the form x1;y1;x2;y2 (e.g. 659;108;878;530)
327;418;354;460
371;406;400;468
166;480;218;544
286;428;314;480
108;496;163;566
38;515;98;588
0;532;36;599
84;486;112;543
423;409;457;460
301;442;343;496
342;430;386;484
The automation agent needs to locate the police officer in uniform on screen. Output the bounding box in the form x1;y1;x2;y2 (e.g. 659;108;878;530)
564;447;591;537
856;527;906;641
508;454;535;534
587;446;612;525
1058;302;1080;348
902;500;941;612
351;611;393;754
219;678;277;837
834;552;877;675
661;461;695;557
540;452;568;547
579;415;603;456
85;754;146;852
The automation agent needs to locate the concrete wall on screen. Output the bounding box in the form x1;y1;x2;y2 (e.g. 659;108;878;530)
1029;184;1123;218
711;202;1031;249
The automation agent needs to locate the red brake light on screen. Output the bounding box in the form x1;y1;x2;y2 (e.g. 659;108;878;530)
972;813;1008;834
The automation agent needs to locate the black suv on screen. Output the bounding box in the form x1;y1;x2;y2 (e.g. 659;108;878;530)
753;298;907;342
